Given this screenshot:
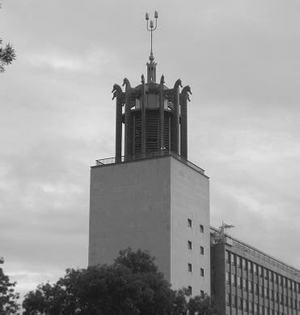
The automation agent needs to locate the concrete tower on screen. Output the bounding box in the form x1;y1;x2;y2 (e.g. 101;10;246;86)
89;12;210;296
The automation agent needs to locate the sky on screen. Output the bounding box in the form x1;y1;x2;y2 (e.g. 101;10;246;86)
1;0;300;301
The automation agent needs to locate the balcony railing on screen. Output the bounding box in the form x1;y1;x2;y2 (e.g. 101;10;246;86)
95;150;205;174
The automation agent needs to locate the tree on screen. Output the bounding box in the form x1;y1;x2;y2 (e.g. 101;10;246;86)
187;294;220;315
0;4;16;72
23;248;220;315
0;257;20;314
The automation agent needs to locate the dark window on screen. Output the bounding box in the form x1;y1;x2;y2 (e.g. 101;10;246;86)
200;246;204;255
188;263;192;272
236;256;241;268
188;241;192;250
200;224;204;233
188;219;192;227
200;268;204;277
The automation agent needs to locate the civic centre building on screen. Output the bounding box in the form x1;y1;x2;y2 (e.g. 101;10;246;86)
88;15;300;315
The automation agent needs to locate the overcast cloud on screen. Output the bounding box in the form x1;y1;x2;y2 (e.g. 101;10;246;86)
1;0;300;299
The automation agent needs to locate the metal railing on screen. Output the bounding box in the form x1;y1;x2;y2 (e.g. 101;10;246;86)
95;151;205;174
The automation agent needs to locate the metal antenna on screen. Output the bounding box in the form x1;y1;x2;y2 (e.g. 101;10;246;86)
145;11;158;62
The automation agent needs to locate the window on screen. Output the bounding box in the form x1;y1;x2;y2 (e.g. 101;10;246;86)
200;290;204;298
226;293;231;306
249;301;253;313
225;250;229;263
248;261;252;272
230;253;235;266
188;286;192;295
236;256;241;268
254;303;258;314
188;263;192;272
253;263;257;274
259;285;263;297
238;298;242;310
231;274;236;285
200;224;204;233
258;266;262;277
283;277;287;288
188;219;192;227
188;241;192;250
226;272;230;283
231;295;236;308
242;278;247;291
255;283;259;295
237;276;241;288
269;270;273;282
270;289;273;301
243;299;248;311
264;287;268;298
242;258;246;270
248;280;253;293
200;268;204;277
264;268;268;280
200;246;204;255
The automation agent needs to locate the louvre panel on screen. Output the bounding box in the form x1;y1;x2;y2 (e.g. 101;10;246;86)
163;113;172;151
146;110;159;153
132;112;142;156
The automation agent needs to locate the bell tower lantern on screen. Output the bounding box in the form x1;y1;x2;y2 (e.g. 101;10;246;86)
112;12;192;163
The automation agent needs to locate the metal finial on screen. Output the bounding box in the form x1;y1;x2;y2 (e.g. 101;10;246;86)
145;11;158;62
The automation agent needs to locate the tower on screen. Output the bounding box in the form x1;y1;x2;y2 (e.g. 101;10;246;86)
89;12;210;296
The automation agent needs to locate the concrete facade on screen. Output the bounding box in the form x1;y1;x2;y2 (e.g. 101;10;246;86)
89;155;210;295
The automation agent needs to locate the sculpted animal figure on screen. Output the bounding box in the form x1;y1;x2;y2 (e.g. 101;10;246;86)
112;84;123;100
181;85;192;102
173;78;182;90
122;77;132;92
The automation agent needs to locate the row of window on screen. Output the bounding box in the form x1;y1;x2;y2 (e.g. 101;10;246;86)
188;263;205;276
188;240;204;254
187;218;204;233
187;286;205;297
226;273;299;307
226;251;300;293
227;293;299;314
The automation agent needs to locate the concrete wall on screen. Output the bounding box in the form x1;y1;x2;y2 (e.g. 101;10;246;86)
170;158;211;295
89;156;172;281
89;156;210;295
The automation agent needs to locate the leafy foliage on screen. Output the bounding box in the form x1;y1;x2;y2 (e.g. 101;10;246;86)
0;4;16;72
0;258;20;314
23;248;220;315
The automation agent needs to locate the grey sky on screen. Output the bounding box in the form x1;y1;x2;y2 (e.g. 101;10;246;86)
1;0;300;298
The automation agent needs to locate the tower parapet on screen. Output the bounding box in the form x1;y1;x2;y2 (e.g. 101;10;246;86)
112;12;192;162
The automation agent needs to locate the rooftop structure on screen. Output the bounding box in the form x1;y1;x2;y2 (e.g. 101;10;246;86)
111;11;192;163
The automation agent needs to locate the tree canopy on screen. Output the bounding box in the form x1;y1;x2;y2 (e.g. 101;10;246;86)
0;258;20;314
0;4;16;72
23;248;220;315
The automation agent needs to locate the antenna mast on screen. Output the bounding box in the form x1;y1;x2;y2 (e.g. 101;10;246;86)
145;11;158;62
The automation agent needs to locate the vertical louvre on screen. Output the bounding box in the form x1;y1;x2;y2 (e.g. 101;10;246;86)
132;111;142;157
146;110;159;153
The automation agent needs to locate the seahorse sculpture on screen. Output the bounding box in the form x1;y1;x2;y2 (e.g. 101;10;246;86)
173;78;182;90
122;77;132;91
112;84;124;100
181;85;192;102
